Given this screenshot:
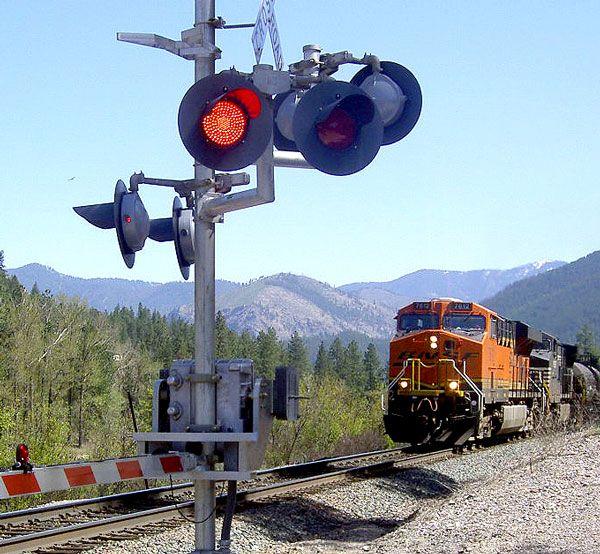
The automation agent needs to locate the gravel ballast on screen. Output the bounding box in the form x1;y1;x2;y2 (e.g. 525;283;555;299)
88;428;600;553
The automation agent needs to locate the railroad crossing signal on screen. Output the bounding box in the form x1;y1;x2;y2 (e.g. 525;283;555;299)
148;197;195;280
74;182;197;278
73;180;150;268
71;3;423;552
178;71;273;171
273;60;422;175
351;61;422;145
291;81;384;176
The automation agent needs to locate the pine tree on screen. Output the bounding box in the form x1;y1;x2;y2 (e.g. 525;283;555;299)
576;324;599;365
344;340;364;389
237;330;257;359
286;331;310;373
363;342;382;390
215;311;237;359
255;327;284;379
314;341;333;377
328;337;346;377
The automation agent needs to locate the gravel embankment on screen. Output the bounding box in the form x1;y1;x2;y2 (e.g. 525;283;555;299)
88;428;600;554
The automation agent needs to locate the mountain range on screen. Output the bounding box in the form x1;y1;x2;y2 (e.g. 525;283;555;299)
485;251;600;344
340;261;564;310
8;260;563;340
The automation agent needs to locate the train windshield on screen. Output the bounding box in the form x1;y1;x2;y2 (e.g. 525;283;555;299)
398;313;439;334
443;314;486;333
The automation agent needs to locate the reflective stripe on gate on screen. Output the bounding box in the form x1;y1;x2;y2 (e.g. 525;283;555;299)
0;453;194;499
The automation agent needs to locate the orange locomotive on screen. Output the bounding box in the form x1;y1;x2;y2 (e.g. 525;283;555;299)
384;299;578;447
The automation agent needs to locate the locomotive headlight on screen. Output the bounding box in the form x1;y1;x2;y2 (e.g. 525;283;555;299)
448;380;459;391
399;379;410;389
429;335;438;343
430;341;438;349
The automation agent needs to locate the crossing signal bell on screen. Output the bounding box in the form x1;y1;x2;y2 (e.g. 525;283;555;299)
73;180;150;268
178;71;273;171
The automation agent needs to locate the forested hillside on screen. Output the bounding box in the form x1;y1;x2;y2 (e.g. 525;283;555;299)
10;261;563;342
0;252;388;508
10;263;238;313
485;251;600;343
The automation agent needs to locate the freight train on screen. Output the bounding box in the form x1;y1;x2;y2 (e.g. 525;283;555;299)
383;299;600;447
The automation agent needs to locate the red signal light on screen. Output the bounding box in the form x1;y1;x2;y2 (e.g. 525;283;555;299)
201;99;248;148
316;107;357;150
16;443;29;464
179;74;273;171
123;215;132;224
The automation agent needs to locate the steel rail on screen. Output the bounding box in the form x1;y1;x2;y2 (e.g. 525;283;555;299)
0;448;451;553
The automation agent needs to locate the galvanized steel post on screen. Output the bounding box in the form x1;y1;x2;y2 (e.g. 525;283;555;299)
193;1;217;552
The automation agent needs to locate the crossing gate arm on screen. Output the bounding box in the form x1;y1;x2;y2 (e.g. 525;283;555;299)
0;453;197;500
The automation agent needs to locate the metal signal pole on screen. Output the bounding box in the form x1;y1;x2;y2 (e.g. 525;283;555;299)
192;1;217;551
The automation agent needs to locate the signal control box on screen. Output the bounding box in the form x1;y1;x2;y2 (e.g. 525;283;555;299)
142;359;299;477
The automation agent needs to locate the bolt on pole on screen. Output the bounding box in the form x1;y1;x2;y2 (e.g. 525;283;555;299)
193;0;217;552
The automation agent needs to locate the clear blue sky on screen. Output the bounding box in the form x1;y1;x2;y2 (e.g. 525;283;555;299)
2;1;599;286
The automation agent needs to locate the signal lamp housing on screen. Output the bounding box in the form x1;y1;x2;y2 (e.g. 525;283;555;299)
73;180;150;269
273;90;299;151
13;443;33;473
292;81;383;176
148;197;195;280
351;61;422;146
178;71;273;171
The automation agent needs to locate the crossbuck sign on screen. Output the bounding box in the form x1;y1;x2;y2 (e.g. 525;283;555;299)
252;0;284;70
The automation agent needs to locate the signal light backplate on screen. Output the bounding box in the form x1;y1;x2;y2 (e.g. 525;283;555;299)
178;71;273;171
351;61;422;146
292;81;383;176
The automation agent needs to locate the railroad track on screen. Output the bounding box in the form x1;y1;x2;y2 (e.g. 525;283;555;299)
0;447;451;553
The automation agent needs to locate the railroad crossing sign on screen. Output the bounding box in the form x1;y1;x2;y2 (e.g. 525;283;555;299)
252;0;284;70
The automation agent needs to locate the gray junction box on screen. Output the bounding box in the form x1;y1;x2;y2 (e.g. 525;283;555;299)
143;359;299;478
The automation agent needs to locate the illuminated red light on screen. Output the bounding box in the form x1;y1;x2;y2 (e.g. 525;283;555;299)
201;99;248;148
316;107;357;150
123;215;132;224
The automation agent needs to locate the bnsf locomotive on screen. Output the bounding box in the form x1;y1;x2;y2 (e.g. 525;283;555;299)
384;299;600;447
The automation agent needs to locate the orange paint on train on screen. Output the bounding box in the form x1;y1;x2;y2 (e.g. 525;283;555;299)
389;299;530;396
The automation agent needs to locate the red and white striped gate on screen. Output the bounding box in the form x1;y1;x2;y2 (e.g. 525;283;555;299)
0;453;197;500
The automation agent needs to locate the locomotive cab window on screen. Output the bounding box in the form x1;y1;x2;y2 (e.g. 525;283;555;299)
397;313;439;334
443;314;486;333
